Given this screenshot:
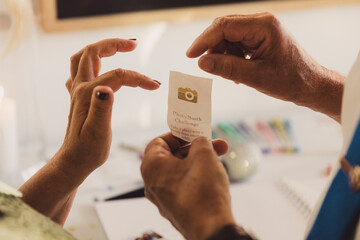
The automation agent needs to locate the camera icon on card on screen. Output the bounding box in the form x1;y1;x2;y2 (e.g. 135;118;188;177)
178;87;198;103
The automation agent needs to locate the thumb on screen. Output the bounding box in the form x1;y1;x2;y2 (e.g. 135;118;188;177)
213;139;229;156
82;86;114;136
198;53;259;83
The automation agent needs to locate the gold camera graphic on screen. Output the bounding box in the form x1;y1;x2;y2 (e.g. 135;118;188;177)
178;87;198;103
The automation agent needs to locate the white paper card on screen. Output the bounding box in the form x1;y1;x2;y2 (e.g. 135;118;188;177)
167;71;213;142
341;51;360;154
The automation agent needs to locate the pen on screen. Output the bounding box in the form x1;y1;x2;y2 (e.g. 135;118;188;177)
118;142;144;154
104;187;145;201
118;142;144;159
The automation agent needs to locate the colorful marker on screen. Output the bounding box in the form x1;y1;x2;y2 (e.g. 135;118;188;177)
217;122;246;143
256;120;282;153
283;119;300;153
236;121;271;154
270;119;293;153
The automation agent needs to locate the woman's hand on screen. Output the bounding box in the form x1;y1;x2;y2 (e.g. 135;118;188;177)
55;38;160;182
19;38;160;225
141;133;235;240
187;13;345;122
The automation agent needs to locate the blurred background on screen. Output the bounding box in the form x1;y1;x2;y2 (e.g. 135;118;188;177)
0;0;359;165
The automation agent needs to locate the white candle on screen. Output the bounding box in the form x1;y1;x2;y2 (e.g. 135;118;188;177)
0;86;18;174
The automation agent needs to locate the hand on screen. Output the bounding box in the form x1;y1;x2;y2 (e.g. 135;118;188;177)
141;133;235;240
54;38;161;183
187;13;344;122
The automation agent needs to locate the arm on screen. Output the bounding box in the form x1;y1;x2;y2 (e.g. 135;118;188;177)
187;13;345;122
18;158;78;226
19;38;161;225
141;133;249;240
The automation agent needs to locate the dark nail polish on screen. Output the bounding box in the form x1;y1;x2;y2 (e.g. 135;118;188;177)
129;38;137;41
153;80;162;85
96;91;109;100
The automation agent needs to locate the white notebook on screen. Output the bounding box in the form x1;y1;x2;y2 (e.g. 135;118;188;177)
95;178;324;240
95;198;183;240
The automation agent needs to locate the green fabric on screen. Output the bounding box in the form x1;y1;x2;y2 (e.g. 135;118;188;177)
0;193;76;240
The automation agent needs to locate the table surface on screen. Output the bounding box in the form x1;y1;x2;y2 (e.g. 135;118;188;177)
64;148;338;240
61;108;342;240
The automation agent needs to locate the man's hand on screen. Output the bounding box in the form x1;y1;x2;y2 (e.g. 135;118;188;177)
141;133;235;240
187;13;345;122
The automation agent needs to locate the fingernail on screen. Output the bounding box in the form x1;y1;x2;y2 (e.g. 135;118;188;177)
199;57;215;72
129;38;137;41
153;80;162;85
96;91;109;100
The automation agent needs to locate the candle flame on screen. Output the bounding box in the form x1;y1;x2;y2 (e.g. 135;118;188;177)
0;86;4;103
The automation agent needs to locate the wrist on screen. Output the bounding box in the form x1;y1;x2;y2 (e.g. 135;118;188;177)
49;149;91;187
290;47;344;122
187;208;236;240
207;224;254;240
299;65;344;122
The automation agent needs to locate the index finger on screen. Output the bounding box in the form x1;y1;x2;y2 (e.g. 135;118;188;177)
186;19;225;58
144;132;189;155
71;38;137;81
142;133;184;177
186;13;270;58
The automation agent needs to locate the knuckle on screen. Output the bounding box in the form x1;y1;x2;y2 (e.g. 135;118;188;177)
72;84;89;100
213;16;225;27
212;17;221;25
70;54;77;62
65;79;72;89
212;16;230;31
152;138;164;147
263;11;273;17
144;138;163;154
74;83;87;94
83;45;100;62
222;58;234;79
114;68;125;81
264;12;281;27
115;39;126;49
84;45;95;54
142;151;167;171
84;124;104;139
